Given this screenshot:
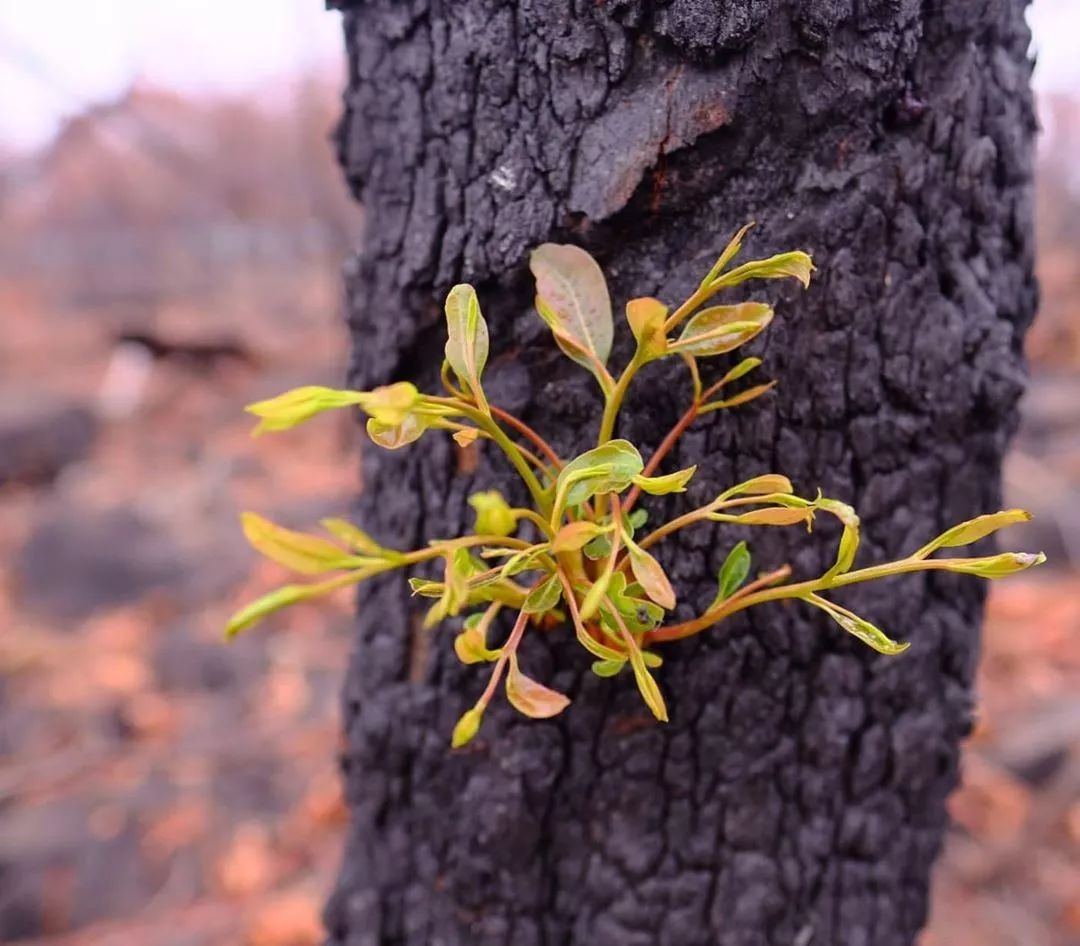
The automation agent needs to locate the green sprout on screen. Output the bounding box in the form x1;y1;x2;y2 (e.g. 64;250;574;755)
228;224;1045;745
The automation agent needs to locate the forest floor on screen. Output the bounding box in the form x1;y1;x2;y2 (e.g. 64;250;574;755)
1;277;1078;946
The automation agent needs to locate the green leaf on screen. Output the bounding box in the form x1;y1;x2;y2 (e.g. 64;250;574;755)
625;297;668;361
468;490;518;537
444;283;490;411
319;518;382;555
671;303;773;357
632;466;697;495
627;509;649;531
915;509;1034;558
241;512;366;575
246;385;365;435
451;707;484;748
626;540;676;610
408;577;444;598
711;251;814;290
583;533;613;560
591;658;625;678
808;594;909;655
505;655;571;718
700;222;754;288
555;440;644;511
937;551;1046;578
498;544;549;578
530;244;614;385
711;541;751;608
551;521;611;554
522;574;562;614
226;577;347;638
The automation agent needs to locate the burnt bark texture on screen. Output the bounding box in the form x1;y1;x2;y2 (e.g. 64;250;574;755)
325;2;1036;945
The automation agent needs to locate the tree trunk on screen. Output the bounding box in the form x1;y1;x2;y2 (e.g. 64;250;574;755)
324;2;1036;944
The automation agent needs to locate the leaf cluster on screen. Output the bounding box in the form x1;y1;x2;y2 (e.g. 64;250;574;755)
230;225;1045;745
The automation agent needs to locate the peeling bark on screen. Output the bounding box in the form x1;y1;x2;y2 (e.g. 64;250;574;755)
325;2;1037;944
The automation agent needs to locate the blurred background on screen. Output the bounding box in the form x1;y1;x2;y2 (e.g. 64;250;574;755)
0;2;1076;945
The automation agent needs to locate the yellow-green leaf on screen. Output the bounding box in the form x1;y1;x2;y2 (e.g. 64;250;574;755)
246;385;365;435
808;594;909;655
731;506;813;527
625;296;668;361
444;284;490;410
719;474;794;499
451;707;484;747
454;613;501;664
226;577;350;638
710;540;751;608
938;551;1046;578
712;250;814;290
915;509;1034;558
671;303;773;357
355;382;422;426
626;637;668;722
468;490;518;537
718;356;762;386
320;518;382;555
626;541;676;610
819;499;860;580
555;440;644;511
522;574;562;614
530;244;613;384
699;382;777;414
366;412;431;450
551;521;611;554
631;466;697;496
591;658;625;677
700;222;754;288
505;655;571;718
242;512;363;575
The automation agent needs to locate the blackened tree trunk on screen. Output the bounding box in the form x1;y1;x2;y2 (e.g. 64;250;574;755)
324;2;1036;944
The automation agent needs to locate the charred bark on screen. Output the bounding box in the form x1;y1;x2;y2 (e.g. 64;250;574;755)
324;2;1036;944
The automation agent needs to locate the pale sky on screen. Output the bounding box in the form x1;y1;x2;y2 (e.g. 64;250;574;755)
0;0;1077;151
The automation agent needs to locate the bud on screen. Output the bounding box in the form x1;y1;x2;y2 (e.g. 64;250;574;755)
451;707;484;748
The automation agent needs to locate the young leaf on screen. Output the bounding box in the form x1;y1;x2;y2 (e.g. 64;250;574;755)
246;385;365;435
700;222;754;288
498;544;549;578
454;612;501;664
711;541;751;608
729;506;813;527
451;707;484;748
937;551;1046;578
625;297;668;361
626;540;676;610
408;577;444;598
915;509;1034;559
632;466;697;496
366;412;431;450
718;356;762;387
625;636;668;722
627;508;649;531
226;580;345;637
719;474;794;499
551;521;611;554
355;382;422;426
808;594;910;655
505;655;571;718
444;283;490;411
591;658;625;678
453;427;480;448
699;382;778;414
522;574;562;614
671;303;773;357
555;440;644;510
711;251;814;290
468;490;518;537
819;499;860;580
320;518;382;555
242;512;365;575
530;244;614;384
